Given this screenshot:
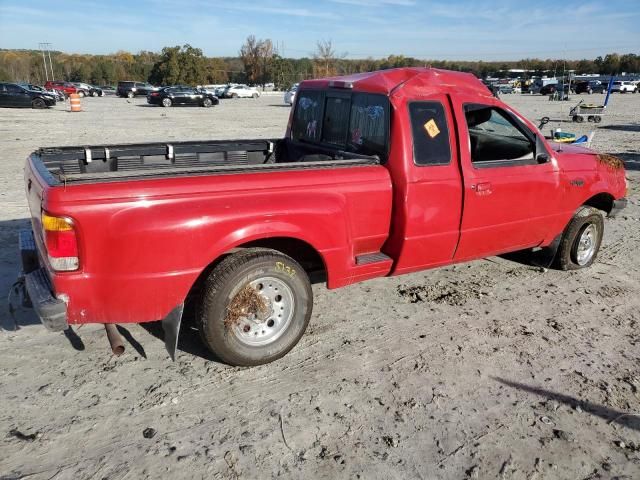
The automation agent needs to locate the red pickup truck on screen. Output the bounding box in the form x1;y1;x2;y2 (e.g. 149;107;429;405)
43;81;79;97
21;68;627;366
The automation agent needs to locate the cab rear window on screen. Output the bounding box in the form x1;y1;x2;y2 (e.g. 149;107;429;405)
291;90;389;160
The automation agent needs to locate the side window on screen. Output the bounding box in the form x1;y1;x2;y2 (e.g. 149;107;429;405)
408;101;451;166
322;96;350;145
291;90;323;142
135;82;145;88
464;104;534;165
349;93;388;158
6;84;23;94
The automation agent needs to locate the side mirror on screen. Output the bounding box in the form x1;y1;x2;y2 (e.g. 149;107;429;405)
536;153;550;164
535;135;550;163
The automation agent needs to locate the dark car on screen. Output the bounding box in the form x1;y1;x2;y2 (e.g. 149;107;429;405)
575;80;606;94
147;86;219;107
117;81;157;98
73;83;103;97
0;82;57;108
540;83;572;96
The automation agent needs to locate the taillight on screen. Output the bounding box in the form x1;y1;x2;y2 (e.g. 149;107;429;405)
41;212;79;271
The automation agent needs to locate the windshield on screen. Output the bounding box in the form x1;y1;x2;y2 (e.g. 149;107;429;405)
291;89;389;160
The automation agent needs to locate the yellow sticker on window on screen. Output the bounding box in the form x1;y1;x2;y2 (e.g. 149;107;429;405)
424;119;440;138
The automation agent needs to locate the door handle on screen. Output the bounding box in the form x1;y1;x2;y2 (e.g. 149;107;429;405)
471;182;492;194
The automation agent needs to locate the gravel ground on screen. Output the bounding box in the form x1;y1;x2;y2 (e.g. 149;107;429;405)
1;92;639;480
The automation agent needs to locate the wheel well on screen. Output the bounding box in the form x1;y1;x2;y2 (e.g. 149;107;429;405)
583;193;614;214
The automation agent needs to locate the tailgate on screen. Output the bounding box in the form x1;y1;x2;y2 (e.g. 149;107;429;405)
24;155;47;260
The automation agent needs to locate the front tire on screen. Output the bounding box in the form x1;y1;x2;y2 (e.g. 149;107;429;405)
252;93;259;99
78;91;85;98
555;206;604;270
31;98;46;109
202;97;213;107
127;91;134;99
197;249;312;366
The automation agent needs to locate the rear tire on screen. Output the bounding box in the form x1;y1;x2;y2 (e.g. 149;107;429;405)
554;206;604;270
78;91;85;98
197;249;312;366
162;98;172;107
127;91;134;99
252;93;259;99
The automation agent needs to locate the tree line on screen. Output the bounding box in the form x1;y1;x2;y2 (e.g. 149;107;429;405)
1;41;638;90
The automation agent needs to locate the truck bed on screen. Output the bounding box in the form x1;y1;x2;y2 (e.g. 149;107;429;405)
33;138;380;185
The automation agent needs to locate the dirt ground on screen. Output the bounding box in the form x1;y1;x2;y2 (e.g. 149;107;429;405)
1;91;639;480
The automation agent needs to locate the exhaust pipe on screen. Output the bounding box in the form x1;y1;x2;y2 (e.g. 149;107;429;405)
104;324;125;356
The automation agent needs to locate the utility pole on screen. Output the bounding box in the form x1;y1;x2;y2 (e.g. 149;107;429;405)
39;43;55;81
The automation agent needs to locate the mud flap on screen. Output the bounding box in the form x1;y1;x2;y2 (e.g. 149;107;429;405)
532;234;562;269
162;304;184;361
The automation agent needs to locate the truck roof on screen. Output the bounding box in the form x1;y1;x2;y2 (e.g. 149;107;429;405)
300;67;491;97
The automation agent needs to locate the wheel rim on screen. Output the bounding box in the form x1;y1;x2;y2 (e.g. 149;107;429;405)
575;223;597;265
230;277;294;347
162;98;171;107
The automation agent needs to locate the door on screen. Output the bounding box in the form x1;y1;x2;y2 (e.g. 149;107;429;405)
387;95;464;275
6;84;29;107
185;88;202;105
452;97;560;261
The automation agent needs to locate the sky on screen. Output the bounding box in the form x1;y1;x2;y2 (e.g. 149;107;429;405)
0;0;639;60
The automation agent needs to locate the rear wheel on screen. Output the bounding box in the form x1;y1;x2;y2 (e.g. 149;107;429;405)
197;249;312;366
78;91;85;98
91;90;97;97
575;115;584;123
162;98;172;107
594;116;602;123
554;206;604;270
127;91;134;99
31;98;46;109
252;93;259;99
231;93;238;99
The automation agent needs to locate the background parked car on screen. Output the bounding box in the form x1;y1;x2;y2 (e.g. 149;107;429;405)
147;86;219;107
99;85;116;95
222;84;260;98
497;84;514;94
284;83;298;105
539;83;571;96
0;82;56;108
611;81;637;93
117;81;158;98
19;83;65;101
574;80;606;94
44;80;78;98
73;83;103;97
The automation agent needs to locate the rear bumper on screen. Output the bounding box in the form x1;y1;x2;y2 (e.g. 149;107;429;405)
610;198;628;218
19;229;68;332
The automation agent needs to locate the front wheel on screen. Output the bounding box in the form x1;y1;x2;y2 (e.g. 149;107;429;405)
554;206;604;270
202;97;213;107
31;98;46;109
252;93;259;99
78;91;85;98
197;249;313;366
127;91;134;99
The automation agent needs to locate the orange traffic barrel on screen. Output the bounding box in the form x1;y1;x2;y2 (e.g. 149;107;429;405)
69;93;82;112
